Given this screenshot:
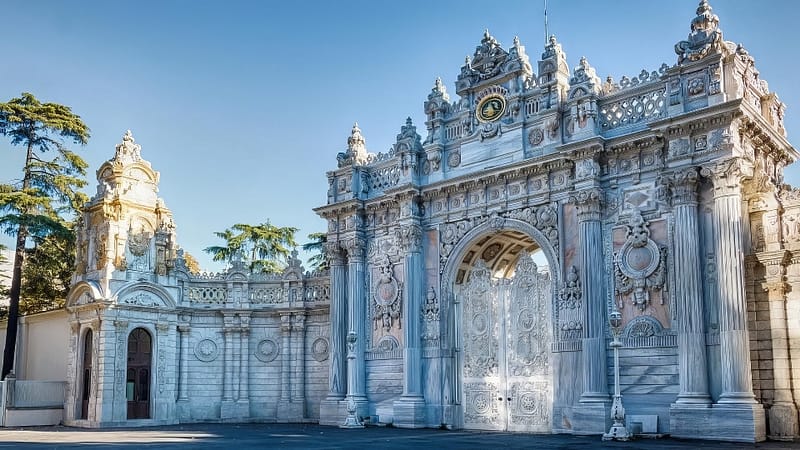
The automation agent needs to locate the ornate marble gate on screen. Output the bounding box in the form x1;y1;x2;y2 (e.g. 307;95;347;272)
459;251;552;432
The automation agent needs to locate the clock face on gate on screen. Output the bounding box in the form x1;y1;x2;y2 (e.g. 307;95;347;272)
476;94;506;122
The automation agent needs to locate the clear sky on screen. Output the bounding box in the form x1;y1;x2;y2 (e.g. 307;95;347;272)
1;0;798;271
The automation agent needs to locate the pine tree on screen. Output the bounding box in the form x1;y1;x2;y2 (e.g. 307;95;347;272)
302;232;328;272
0;93;90;379
204;221;298;274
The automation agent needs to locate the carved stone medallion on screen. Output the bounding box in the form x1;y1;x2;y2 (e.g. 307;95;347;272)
311;337;329;362
614;210;667;311
194;338;219;362
255;338;279;363
372;256;402;331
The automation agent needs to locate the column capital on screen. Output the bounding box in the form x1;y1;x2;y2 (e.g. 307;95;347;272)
700;159;748;197
395;223;423;254
177;325;191;333
324;241;347;267
341;235;367;262
664;167;700;206
569;188;603;222
280;313;293;332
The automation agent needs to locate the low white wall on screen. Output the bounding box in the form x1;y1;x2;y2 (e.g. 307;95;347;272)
1;379;65;427
0;309;69;380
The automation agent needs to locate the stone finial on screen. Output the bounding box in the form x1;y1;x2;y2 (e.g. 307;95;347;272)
337;122;370;167
113;129;142;163
674;0;724;63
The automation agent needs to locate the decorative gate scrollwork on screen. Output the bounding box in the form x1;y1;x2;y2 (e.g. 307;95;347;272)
460;251;553;432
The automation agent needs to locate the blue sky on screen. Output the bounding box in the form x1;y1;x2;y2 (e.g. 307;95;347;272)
1;0;798;271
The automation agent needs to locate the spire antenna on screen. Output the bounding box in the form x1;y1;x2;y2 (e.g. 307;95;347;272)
544;0;549;45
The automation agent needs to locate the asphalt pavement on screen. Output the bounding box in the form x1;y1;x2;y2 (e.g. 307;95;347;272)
0;423;797;449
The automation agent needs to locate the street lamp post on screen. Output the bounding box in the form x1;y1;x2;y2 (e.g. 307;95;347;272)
603;310;630;441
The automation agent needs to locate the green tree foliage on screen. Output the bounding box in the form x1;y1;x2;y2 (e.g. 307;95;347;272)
0;92;90;379
302;232;327;272
204;221;298;274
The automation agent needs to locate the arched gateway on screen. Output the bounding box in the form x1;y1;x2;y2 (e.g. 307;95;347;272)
447;226;555;432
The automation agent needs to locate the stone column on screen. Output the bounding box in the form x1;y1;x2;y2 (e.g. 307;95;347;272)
239;316;250;407
763;260;799;440
393;223;427;427
178;325;190;401
670;169;712;406
280;314;292;405
573;189;610;405
222;323;234;403
320;244;347;425
292;313;306;416
704;163;758;405
345;236;368;406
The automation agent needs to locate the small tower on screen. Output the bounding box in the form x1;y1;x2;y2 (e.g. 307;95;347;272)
73;130;178;293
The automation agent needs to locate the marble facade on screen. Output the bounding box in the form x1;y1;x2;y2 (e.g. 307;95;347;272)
62;1;799;443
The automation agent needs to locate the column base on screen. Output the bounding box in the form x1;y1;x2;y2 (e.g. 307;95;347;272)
670;403;765;442
672;392;712;407
177;400;191;421
571;401;611;434
392;396;427;428
319;397;346;426
768;402;799;441
277;400;304;421
220;400;249;420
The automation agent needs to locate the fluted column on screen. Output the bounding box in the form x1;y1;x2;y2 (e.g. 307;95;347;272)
345;236;367;402
325;245;347;401
573;189;610;404
763;262;798;439
393;222;427;427
703;162;757;404
178;325;190;401
670;168;711;406
400;225;424;398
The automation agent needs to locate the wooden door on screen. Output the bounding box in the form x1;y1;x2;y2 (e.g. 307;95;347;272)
126;328;152;419
80;329;93;420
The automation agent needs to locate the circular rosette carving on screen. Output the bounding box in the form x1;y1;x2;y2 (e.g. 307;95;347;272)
472;392;492;414
311;337;329;362
528;128;544;146
254;338;279;363
194;338;219;362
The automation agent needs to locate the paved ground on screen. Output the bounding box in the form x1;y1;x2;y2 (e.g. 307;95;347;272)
0;423;797;449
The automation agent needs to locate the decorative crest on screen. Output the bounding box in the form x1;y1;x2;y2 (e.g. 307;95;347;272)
469;29;510;80
674;0;724;63
113;129;142;164
336;122;370;167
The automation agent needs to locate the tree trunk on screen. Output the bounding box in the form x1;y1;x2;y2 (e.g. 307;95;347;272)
2;139;34;380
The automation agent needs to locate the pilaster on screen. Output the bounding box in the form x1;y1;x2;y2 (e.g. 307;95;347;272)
571;188;611;433
668;168;712;406
393;222;427;428
343;235;368;414
698;161;765;442
238;315;250;411
320;244;348;425
177;324;191;420
761;255;799;440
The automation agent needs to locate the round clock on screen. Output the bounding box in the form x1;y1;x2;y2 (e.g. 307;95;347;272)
476;94;506;122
